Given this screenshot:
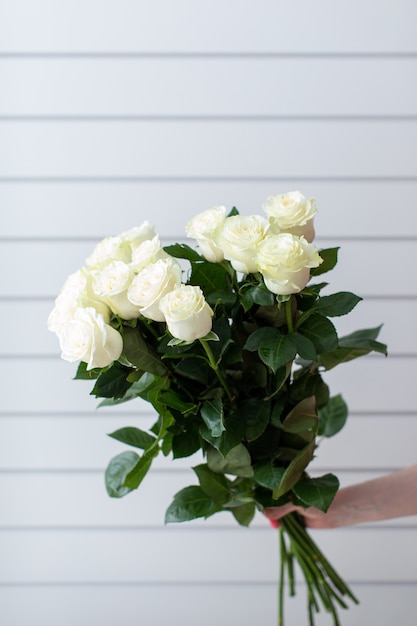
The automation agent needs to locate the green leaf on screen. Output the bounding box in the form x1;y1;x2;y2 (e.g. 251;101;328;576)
230;502;256;527
240;398;270;441
254;462;286;490
199;410;245;457
122;326;167;376
147;387;176;437
318;394;348;437
200;395;225;438
290;370;329;410
243;326;280;352
298;313;338;353
189;260;228;296
105;450;140;498
124;446;159;490
74;361;102;380
207;289;238;309
272;441;315;499
227;206;239;217
193;464;230;504
108;426;157;449
259;333;297;373
320;325;387;370
159;390;197;414
161;431;173;456
172;427;201;459
290;332;317;361
270;397;286;427
315;292;362;317
280;397;318;439
240;285;275;311
338;325;387;354
90;361;132;399
164;485;218;523
292;473;339;512
174;358;210;384
310;247;339;276
163;243;203;262
320;347;368;369
98;372;158;407
207;444;254;478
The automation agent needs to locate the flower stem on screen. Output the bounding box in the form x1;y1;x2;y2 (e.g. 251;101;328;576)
285;298;294;334
279;528;286;626
277;512;359;626
199;339;233;400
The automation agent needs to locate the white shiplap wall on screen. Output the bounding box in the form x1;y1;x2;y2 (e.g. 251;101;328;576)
1;2;417;625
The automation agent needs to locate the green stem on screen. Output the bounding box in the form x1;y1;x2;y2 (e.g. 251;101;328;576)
285;298;294;334
199;339;233;400
284;514;358;603
287;546;296;597
279;513;358;625
279;528;286;626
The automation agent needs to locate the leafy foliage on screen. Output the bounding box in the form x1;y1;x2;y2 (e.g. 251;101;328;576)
91;243;386;523
57;202;388;626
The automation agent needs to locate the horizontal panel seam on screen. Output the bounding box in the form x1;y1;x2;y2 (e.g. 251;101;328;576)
1;52;417;59
1;178;417;186
1;580;416;588
0;466;411;475
1;177;417;188
2;295;417;303
0;524;415;532
1;115;417;122
2;235;417;243
1;176;417;183
1;411;414;418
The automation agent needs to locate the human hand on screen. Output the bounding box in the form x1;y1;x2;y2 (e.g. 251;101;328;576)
264;501;337;529
264;464;417;529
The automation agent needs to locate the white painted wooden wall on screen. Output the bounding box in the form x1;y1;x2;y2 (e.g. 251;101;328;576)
1;1;416;624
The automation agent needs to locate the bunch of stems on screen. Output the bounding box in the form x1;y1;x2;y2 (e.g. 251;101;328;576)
278;513;359;626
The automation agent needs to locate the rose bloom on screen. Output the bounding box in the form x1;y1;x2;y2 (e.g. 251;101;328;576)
127;258;182;322
86;221;156;268
58;307;123;370
92;261;140;320
131;235;170;271
159;284;213;342
86;234;131;268
47;268;111;334
256;233;322;295
217;214;269;273
185;205;226;262
120;221;156;247
120;221;157;259
263;191;317;242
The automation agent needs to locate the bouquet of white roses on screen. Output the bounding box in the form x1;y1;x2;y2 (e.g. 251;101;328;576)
48;191;387;626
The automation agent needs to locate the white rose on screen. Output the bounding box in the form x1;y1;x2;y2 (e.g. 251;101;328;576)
47;291;80;335
217;214;269;273
159;285;213;342
58;307;123;369
120;221;156;247
47;268;111;334
92;261;140;320
86;221;157;268
185;205;226;262
131;235;170;271
86;235;131;268
263;191;317;242
256;233;322;295
93;260;132;297
127;258;182;322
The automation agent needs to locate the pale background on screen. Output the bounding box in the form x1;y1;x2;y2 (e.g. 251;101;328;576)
1;1;417;624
